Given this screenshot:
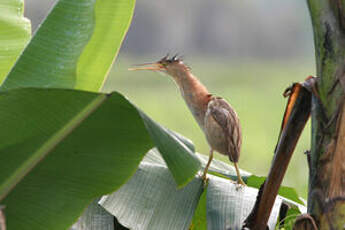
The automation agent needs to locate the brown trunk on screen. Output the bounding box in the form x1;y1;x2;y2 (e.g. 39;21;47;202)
307;0;345;228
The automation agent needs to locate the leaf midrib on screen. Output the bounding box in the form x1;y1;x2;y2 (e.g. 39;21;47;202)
0;93;107;201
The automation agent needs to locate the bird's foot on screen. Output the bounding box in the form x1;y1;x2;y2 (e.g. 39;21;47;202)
237;179;246;186
235;178;246;190
233;162;246;189
201;172;209;186
235;183;245;190
201;168;207;180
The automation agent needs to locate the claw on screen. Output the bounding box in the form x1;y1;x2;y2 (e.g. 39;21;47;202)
201;174;209;186
237;179;246;186
237;177;246;187
235;179;246;191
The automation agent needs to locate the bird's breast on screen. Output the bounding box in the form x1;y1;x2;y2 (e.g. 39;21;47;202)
204;112;228;155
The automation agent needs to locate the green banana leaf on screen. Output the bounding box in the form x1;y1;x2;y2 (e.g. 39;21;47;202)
92;149;307;230
0;0;31;83
74;199;114;230
1;0;135;92
0;1;306;230
72;200;128;230
0;88;200;230
98;149;204;230
96;149;282;230
100;164;204;230
206;175;281;230
138;112;200;187
197;153;306;208
191;155;306;229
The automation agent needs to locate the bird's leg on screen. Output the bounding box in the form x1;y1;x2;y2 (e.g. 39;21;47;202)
234;162;246;186
202;149;213;182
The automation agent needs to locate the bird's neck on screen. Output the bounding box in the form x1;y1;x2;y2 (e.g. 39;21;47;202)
172;71;210;128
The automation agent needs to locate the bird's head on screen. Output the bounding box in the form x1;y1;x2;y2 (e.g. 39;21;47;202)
129;55;190;78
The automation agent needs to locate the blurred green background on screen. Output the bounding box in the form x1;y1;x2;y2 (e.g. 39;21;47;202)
25;0;315;198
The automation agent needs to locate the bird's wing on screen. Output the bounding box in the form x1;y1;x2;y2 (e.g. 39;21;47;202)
208;97;242;162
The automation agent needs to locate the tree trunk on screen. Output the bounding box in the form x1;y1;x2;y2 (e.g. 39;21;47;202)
307;0;345;228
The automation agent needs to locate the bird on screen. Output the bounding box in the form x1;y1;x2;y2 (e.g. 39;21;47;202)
129;55;245;185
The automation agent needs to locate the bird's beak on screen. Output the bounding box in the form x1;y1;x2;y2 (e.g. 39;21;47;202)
128;62;164;71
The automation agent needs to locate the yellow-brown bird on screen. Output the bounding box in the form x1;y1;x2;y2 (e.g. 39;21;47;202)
130;55;245;185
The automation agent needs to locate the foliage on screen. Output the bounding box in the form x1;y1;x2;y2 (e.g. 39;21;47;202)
1;0;134;92
0;0;308;229
80;149;283;230
0;0;31;83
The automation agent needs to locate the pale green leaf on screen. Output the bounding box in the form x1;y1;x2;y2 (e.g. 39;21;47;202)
1;0;134;92
76;0;135;91
197;152;251;180
0;0;31;83
198;154;307;213
95;149;293;230
139;112;201;187
99;150;203;230
206;175;282;230
75;199;114;230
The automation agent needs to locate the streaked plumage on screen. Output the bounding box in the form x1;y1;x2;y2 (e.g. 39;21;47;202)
204;96;242;163
129;55;245;185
